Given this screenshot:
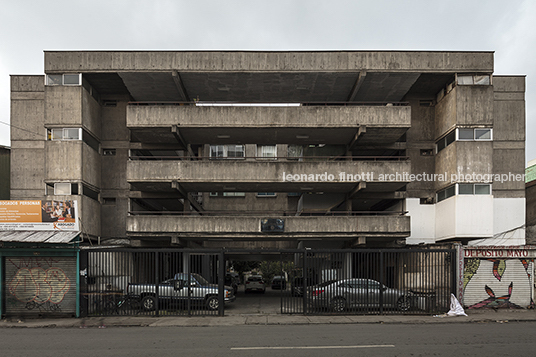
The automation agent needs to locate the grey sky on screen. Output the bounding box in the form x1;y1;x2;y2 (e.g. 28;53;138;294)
1;0;535;163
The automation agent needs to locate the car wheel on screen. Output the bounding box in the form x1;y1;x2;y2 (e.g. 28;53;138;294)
397;295;411;311
141;295;156;311
331;297;346;312
206;296;219;311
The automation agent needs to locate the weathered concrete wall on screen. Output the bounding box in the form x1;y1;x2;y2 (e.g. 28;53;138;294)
126;215;410;236
435;87;456;138
10;76;46;200
492;76;525;199
456;86;493;126
82;87;101;138
204;192;289;212
127;160;412;183
455;141;493;177
101;197;128;239
45;86;82;126
127;105;411;128
45;51;494;73
45;141;82;180
80;196;101;238
82;141;101;188
101;99;130;142
434;144;456;190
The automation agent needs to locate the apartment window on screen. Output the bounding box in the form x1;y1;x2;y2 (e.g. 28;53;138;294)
46;74;81;86
436;130;456;153
210;145;245;159
436;185;455;202
257;145;277;159
457;74;491;86
458;128;492;141
103;149;116;156
50;183;78;195
209;192;246;197
47;128;82;141
257;192;276;197
288;145;304;160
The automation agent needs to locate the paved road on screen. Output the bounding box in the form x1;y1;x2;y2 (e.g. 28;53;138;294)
2;322;535;356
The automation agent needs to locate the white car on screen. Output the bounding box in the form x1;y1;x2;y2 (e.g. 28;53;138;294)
245;275;266;293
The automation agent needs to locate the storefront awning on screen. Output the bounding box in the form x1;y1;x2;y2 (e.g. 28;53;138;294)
0;230;79;244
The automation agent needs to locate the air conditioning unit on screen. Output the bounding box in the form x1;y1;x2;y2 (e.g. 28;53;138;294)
261;218;285;233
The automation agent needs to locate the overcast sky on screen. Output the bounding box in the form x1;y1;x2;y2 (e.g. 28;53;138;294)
1;0;535;163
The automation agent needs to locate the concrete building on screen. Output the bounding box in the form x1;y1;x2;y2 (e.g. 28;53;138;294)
0;145;9;200
9;51;526;249
526;159;536;244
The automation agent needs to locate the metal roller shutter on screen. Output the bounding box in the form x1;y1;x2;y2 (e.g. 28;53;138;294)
463;258;533;309
4;257;77;317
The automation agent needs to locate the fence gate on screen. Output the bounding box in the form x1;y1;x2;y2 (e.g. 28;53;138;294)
280;249;456;315
81;249;226;317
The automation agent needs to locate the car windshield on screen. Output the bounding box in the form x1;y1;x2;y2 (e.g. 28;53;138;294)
191;273;210;285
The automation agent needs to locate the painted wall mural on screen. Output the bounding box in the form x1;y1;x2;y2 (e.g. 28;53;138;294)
463;258;534;309
5;257;74;314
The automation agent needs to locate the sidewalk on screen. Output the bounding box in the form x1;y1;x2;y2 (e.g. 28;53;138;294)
2;309;536;329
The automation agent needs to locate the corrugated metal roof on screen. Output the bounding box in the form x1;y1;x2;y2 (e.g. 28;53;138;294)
0;231;79;244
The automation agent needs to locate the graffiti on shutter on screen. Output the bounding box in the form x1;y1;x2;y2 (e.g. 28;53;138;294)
5;257;76;317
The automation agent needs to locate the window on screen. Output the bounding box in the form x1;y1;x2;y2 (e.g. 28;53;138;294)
209;192;245;197
436;130;456;153
457;74;491;86
437;185;455;202
46;74;81;86
475;184;491;195
51;183;78;195
257;192;276;197
103;149;116;156
458;128;492;141
47;128;82;141
257;145;277;159
288;145;304;160
210;145;245;159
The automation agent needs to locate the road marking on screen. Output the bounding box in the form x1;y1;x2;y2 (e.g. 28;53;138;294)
231;345;395;350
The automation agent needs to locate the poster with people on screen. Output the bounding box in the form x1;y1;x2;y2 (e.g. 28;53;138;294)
0;200;79;231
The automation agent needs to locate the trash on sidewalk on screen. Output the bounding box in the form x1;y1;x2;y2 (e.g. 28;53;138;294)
447;293;467;316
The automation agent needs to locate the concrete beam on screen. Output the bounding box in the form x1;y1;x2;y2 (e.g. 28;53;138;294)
171;181;204;213
347;71;366;101
171;71;190;101
347;126;366;151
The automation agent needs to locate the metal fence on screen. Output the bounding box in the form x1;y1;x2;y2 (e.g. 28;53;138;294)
80;249;226;317
279;249;456;315
80;248;456;317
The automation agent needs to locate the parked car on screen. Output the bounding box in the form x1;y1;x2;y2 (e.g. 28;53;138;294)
291;277;315;297
225;274;239;295
307;278;423;312
127;272;236;311
271;275;287;290
245;275;266;293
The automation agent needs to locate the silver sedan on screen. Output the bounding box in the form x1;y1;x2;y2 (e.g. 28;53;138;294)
307;278;424;312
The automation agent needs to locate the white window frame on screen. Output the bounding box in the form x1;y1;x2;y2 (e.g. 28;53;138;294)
47;128;82;141
456;128;493;141
45;73;81;86
209;145;245;159
256;145;277;160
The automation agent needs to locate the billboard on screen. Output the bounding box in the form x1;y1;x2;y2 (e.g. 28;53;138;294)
0;200;79;231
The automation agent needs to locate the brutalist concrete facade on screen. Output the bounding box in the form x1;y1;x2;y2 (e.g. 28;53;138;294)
9;51;526;248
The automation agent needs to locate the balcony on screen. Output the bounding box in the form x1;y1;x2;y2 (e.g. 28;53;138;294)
127;103;410;145
126;158;411;193
126;214;410;240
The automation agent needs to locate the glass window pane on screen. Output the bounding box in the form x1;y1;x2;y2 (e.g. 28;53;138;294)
288;145;303;158
458;184;474;194
437;190;446;202
64;128;80;140
445;186;455;199
46;74;62;85
63;74;80;85
54;183;71;195
475;129;491;140
51;129;63;140
475;184;491;195
437;139;446;152
458;129;474;140
474;75;490;85
227;145;244;158
446;131;456;146
457;75;473;85
210;145;224;158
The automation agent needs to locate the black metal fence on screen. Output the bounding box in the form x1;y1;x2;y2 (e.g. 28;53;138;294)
80;248;456;317
80;249;226;317
279;249;456;315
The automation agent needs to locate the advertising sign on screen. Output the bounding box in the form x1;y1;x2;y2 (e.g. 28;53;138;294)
0;200;79;231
